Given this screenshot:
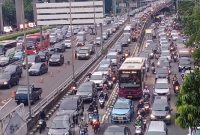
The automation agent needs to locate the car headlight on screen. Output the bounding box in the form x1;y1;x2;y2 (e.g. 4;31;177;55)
48;132;52;135
32;62;35;65
108;81;112;85
166;114;171;119
77;54;80;56
86;53;89;56
88;93;92;97
22;62;25;65
150;53;154;56
99;83;103;86
153;92;158;95
3;82;8;85
151;114;155;119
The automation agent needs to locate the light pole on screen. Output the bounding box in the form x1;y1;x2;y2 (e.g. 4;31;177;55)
69;0;75;80
93;0;97;58
23;0;31;119
0;0;3;33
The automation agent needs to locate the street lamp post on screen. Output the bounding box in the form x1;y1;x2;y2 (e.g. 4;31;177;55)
93;0;97;58
0;0;3;33
69;0;75;80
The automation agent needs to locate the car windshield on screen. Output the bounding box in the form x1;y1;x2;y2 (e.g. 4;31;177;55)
192;129;200;135
155;83;168;89
50;119;69;129
98;66;109;71
30;64;41;69
91;74;103;80
157;68;168;74
51;55;60;59
180;59;190;65
114;102;129;109
152;103;168;111
107;54;116;59
79;84;92;92
146;132;166;135
0;57;9;62
101;59;110;65
0;74;10;79
59;101;77;110
27;55;36;62
79;50;88;53
119;71;141;88
104;131;124;135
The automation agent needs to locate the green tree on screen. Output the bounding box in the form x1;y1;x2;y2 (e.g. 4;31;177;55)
2;0;16;25
176;69;200;134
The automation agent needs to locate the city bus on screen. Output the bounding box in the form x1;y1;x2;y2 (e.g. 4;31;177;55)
118;57;146;99
26;33;50;54
0;40;17;56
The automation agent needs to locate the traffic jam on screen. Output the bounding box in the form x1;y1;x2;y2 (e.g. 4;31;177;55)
31;1;190;135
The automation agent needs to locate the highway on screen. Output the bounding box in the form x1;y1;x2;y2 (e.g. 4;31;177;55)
0;22;122;119
35;13;190;135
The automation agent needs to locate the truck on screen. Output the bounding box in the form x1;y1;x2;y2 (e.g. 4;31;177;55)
15;85;42;105
76;31;86;46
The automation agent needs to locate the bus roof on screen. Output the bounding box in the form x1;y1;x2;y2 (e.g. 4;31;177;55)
119;57;145;70
0;40;16;45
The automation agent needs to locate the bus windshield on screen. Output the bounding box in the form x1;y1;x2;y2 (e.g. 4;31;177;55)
119;71;141;88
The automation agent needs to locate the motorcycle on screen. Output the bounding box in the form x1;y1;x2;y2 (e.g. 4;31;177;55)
151;66;155;74
91;119;100;134
79;127;88;135
135;125;142;135
99;97;105;109
143;93;150;102
70;86;77;95
38;119;46;133
143;102;150;114
88;112;93;123
173;55;178;62
174;85;180;95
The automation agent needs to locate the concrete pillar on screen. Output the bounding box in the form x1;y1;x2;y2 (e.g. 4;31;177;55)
15;0;24;28
0;0;3;32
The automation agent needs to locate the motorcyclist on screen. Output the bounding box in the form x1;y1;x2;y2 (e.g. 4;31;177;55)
39;110;46;120
137;100;144;111
99;91;105;98
79;117;88;132
173;74;178;83
88;103;94;112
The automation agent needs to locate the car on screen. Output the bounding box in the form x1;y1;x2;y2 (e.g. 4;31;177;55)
188;127;200;135
103;32;108;40
50;33;58;44
54;43;65;53
0;72;19;88
157;57;170;68
64;39;71;48
97;64;110;76
150;96;172;124
4;64;23;78
95;37;101;46
106;52;118;66
154;78;170;100
22;54;41;69
38;51;50;62
77;48;90;60
178;57;191;72
28;63;48;76
76;81;97;102
111;98;134;123
120;37;128;47
57;31;65;41
48;115;75;135
113;43;123;54
100;58;112;66
49;53;64;66
103;125;132;135
145;120;168;134
56;95;84;116
13;51;25;61
155;67;170;80
89;71;107;90
0;56;13;67
47;47;55;56
85;44;95;55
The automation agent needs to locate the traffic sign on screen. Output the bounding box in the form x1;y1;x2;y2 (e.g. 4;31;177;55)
36;1;104;25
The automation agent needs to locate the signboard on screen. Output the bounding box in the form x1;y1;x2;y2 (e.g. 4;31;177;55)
36;1;104;25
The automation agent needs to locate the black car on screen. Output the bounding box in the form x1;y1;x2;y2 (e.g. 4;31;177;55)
56;95;84;117
85;44;95;54
0;56;13;67
54;43;65;53
76;81;97;102
49;53;64;66
22;54;41;69
178;57;191;72
0;72;19;89
4;65;23;78
28;63;48;76
38;51;50;62
103;125;132;135
77;49;91;60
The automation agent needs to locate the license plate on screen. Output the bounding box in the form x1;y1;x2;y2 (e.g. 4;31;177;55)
127;96;132;98
118;117;123;120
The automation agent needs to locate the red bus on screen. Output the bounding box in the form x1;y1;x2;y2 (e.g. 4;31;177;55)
118;57;146;99
26;33;50;55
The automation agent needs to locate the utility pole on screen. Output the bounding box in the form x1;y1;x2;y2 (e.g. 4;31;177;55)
93;0;97;58
69;0;75;80
0;0;3;33
100;23;103;52
40;26;43;50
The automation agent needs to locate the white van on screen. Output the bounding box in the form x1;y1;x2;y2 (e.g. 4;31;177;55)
145;121;168;135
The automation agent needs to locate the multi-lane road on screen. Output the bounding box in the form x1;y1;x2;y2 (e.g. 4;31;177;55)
0;22;120;119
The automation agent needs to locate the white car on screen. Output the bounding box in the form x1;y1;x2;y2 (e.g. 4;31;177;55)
161;50;171;61
154;78;170;100
64;39;71;48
